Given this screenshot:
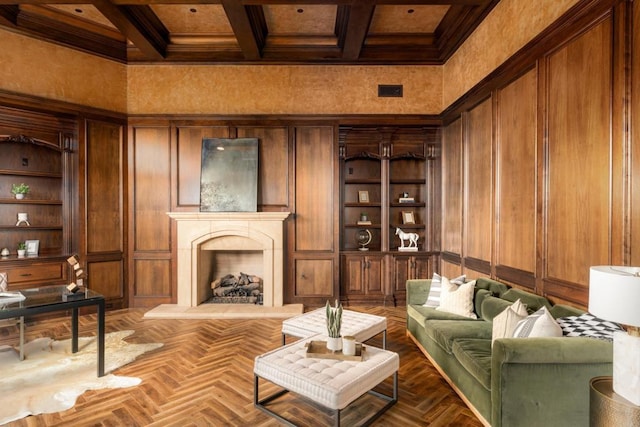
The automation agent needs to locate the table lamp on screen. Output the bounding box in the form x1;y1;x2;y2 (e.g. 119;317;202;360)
589;266;640;406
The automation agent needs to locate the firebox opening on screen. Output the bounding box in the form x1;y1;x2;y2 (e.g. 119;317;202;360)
198;249;263;304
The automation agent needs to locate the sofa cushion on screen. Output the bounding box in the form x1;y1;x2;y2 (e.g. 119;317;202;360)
512;307;562;338
479;295;512;322
473;288;492;319
492;299;528;343
425;319;491;354
452;338;492;390
556;313;623;342
407;304;474;328
549;304;585;318
475;278;510;297
423;273;465;308
502;288;552;314
437;279;477;318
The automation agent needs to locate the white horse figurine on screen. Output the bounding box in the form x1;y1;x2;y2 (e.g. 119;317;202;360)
395;227;419;248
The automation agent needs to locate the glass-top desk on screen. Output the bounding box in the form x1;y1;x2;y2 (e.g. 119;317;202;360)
0;285;105;377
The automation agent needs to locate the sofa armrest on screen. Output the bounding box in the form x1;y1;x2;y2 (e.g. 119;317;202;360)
491;337;612;427
406;279;431;306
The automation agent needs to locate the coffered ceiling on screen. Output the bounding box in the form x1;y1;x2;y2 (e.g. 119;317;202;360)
0;0;499;64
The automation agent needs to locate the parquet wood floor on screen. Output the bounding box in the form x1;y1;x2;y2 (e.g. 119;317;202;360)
0;306;483;427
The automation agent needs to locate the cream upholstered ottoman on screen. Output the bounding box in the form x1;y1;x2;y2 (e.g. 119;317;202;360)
281;308;387;348
254;336;399;426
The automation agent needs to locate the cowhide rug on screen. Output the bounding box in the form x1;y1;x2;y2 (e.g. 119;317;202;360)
0;330;162;424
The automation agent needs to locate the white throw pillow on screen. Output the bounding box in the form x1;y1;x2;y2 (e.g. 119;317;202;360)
436;278;477;318
492;299;528;343
512;306;562;338
423;273;466;307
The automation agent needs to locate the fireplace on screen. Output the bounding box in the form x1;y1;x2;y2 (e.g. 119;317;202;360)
144;211;303;319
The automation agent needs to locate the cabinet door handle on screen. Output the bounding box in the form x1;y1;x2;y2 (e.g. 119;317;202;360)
20;273;32;277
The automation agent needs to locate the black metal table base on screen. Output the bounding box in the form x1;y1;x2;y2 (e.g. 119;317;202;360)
254;371;398;427
2;290;105;377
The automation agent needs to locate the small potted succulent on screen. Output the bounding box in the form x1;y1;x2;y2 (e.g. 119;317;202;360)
325;299;343;352
11;183;30;200
17;241;26;257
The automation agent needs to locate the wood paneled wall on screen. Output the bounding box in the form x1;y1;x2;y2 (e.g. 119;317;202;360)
82;119;126;309
440;1;636;308
126;121;338;307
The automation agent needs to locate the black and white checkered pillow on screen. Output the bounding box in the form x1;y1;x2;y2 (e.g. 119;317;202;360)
556;313;623;341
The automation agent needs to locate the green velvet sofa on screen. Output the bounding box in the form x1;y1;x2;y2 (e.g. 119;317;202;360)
406;277;613;427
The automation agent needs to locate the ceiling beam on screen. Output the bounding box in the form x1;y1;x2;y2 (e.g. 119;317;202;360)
0;0;490;4
0;5;18;26
341;0;375;60
93;0;167;60
221;0;262;60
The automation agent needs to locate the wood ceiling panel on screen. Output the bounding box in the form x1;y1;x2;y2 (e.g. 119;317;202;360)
369;5;450;34
49;4;116;29
263;5;336;35
0;0;500;64
150;4;232;34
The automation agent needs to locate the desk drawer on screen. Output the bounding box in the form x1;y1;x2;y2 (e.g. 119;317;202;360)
7;262;65;285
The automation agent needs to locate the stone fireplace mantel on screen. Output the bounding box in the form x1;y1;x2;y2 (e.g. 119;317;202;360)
144;211;303;319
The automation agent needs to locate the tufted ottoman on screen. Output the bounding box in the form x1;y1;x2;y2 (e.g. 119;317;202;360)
281;308;387;348
254;336;399;426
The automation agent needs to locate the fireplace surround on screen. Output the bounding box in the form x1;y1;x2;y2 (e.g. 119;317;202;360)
144;211;303;319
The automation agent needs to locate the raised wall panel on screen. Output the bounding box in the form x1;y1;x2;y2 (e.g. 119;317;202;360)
546;19;612;290
86;121;123;253
631;4;640;266
176;127;229;207
237;126;289;208
294;259;333;297
88;260;123;301
440;260;461;279
134;259;171;296
464;98;493;262
294;126;334;252
496;69;537;275
441;119;463;255
133;127;172;252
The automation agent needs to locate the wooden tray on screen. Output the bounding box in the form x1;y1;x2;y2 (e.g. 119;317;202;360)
304;340;365;361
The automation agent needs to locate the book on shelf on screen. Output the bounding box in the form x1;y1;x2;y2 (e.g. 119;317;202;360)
357;220;372;225
399;197;415;203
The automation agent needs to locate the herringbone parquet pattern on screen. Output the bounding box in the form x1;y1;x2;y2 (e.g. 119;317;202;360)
0;306;482;427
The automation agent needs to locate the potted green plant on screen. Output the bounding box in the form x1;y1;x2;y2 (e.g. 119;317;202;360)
11;183;30;200
17;241;26;257
325;299;343;352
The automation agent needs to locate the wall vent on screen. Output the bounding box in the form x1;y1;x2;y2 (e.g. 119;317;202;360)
378;84;403;97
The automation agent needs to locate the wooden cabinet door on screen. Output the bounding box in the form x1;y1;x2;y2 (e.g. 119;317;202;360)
392;254;432;305
342;254;386;304
343;255;365;295
364;255;384;296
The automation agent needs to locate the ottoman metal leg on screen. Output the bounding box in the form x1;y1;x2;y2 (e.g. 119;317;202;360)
254;371;398;427
255;375;294;426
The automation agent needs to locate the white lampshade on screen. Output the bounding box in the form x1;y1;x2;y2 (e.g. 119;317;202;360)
589;265;640;406
589;266;640;327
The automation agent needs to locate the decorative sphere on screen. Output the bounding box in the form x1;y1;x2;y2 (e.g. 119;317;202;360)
356;229;372;250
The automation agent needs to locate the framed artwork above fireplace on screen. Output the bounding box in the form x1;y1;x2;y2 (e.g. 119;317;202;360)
200;138;258;212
